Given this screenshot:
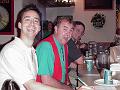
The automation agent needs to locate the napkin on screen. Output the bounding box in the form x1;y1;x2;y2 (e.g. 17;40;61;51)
93;86;116;90
77;86;116;90
110;63;120;71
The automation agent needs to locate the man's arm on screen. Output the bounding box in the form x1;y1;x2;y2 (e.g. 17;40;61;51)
24;79;89;90
40;75;73;90
74;55;84;65
24;79;69;90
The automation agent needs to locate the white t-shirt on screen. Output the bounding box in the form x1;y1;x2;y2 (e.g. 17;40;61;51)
0;37;38;90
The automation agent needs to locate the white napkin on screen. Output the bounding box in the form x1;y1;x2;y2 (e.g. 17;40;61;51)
110;63;120;71
78;86;116;90
93;86;116;90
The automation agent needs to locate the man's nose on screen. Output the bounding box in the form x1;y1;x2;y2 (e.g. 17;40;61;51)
29;19;35;26
68;30;73;35
31;21;34;26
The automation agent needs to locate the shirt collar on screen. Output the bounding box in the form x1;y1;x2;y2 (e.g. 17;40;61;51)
53;35;63;49
14;37;34;51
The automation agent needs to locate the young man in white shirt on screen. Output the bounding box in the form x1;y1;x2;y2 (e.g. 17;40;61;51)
0;4;71;90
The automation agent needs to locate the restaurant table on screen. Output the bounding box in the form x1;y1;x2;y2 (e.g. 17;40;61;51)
69;64;120;90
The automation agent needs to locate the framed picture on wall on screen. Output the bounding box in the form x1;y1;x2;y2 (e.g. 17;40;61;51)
0;0;14;35
84;0;113;10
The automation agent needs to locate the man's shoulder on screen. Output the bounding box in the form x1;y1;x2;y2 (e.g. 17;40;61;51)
68;39;74;44
68;39;76;47
1;40;25;54
36;41;52;50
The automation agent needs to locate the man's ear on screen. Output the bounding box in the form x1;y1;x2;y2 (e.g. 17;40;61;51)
54;26;58;34
18;22;22;29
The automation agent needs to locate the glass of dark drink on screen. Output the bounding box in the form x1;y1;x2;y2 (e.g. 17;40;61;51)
95;51;110;78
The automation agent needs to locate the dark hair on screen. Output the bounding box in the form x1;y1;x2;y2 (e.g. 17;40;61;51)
54;16;73;27
73;21;85;31
15;4;41;37
1;79;20;90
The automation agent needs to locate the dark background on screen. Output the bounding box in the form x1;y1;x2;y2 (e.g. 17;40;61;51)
85;0;113;9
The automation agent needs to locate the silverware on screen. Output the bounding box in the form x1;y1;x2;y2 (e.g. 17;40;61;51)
77;76;88;86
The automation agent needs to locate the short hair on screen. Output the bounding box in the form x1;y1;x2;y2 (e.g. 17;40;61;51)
54;16;73;27
15;4;41;37
73;21;85;31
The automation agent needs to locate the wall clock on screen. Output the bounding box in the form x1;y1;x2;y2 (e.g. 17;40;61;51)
0;5;9;31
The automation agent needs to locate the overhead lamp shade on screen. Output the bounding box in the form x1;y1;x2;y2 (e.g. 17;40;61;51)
53;0;75;7
38;0;75;7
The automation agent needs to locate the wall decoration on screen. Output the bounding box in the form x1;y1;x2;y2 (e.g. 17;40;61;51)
0;0;14;35
91;13;106;29
85;0;113;10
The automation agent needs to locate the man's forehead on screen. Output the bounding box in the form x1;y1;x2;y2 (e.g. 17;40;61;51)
60;20;73;26
23;10;39;18
75;24;83;27
60;19;71;24
74;26;84;32
23;16;39;19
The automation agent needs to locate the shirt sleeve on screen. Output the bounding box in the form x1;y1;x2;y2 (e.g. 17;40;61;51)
36;42;54;76
1;48;34;85
68;39;82;65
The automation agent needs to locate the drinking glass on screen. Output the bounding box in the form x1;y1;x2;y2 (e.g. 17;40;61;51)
95;52;110;78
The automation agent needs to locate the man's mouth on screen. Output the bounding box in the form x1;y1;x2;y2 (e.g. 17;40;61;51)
64;36;71;41
27;29;35;33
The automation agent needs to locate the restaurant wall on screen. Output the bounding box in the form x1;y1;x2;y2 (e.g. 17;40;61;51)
46;0;116;43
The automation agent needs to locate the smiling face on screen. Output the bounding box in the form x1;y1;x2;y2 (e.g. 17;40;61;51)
54;19;74;45
72;24;85;41
18;10;40;40
48;22;53;31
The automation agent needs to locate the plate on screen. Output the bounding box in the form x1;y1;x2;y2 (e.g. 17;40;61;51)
94;79;120;86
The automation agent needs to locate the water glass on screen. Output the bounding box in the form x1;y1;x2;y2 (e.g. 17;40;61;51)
85;60;93;72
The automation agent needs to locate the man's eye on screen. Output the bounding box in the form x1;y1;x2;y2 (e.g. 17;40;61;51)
63;28;67;31
34;20;39;24
70;29;73;32
24;18;30;21
77;30;80;32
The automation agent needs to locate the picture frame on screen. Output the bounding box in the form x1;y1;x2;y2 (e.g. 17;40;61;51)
0;0;14;35
84;0;113;10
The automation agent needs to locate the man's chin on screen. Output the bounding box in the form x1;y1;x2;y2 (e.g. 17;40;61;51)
63;39;69;44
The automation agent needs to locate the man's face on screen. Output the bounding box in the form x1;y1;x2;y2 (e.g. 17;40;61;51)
18;10;40;40
55;20;73;45
48;22;53;30
72;25;84;41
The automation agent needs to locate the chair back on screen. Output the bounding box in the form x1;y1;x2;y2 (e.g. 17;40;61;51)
1;79;20;90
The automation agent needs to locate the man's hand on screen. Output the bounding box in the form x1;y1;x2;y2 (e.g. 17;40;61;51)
79;43;87;49
41;75;73;90
74;55;84;65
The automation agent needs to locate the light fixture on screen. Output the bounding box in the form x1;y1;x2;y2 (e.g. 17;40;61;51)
38;0;75;7
50;0;75;7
